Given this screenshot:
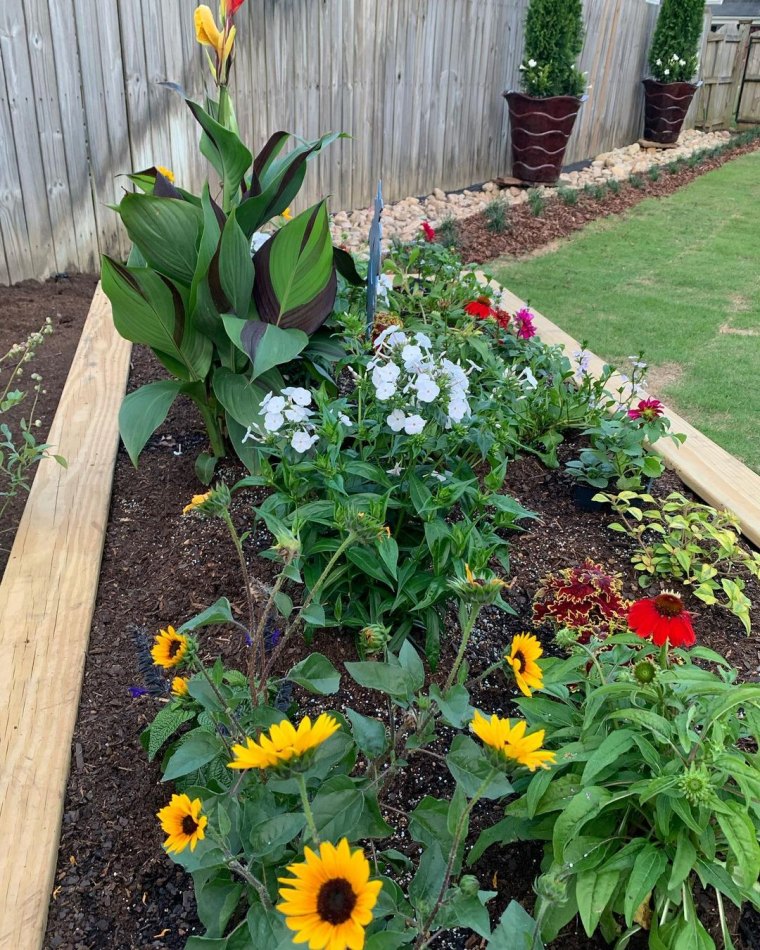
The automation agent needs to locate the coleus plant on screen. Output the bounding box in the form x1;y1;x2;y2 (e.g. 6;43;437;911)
101;4;361;481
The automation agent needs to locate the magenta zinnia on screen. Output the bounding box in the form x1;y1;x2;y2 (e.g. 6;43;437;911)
513;307;536;340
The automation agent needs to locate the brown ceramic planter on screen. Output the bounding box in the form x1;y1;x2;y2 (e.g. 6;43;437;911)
642;79;698;145
503;91;583;184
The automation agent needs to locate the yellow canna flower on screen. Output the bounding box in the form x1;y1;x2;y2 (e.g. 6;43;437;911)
505;633;544;697
194;5;235;67
281;207;293;221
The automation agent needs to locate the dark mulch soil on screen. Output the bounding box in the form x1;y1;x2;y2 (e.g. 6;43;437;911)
456;139;760;263
43;342;760;949
0;273;98;577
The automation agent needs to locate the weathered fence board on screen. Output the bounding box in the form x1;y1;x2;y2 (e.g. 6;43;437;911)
2;0;699;286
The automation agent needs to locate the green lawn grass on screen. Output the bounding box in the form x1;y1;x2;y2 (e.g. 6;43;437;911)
493;150;760;472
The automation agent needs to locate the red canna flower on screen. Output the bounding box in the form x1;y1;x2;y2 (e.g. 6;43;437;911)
222;0;246;13
465;297;496;319
513;307;536;340
628;398;665;422
421;221;436;242
628;591;695;648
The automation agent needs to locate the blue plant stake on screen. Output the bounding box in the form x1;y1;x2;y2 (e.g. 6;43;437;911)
366;181;384;333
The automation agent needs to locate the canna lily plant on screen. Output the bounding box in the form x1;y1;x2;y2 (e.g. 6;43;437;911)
102;1;361;481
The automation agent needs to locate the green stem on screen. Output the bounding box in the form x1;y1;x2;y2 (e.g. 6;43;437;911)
297;774;320;845
195;395;227;460
444;604;480;691
191;656;245;744
465;659;504;690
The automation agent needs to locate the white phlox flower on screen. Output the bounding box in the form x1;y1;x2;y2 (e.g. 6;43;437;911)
519;367;538;389
282;387;312;407
528;58;537;68
404;414;426;435
414;332;433;350
291;430;319;453
401;344;426;372
338;413;352;427
386;409;407;432
414;373;441;403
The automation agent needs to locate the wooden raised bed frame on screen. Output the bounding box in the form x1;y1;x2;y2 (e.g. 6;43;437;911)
1;277;759;948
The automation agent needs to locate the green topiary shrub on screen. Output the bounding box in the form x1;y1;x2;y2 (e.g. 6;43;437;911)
648;0;703;83
520;0;585;98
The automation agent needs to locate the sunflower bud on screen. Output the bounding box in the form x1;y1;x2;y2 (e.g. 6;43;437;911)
273;528;301;560
677;763;715;806
360;624;391;655
449;563;508;606
535;869;567;905
182;482;231;518
459;875;480;897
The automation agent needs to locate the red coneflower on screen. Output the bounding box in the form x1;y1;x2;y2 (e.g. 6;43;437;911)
628;591;695;648
513;307;536;340
628;398;665;422
421;221;436;242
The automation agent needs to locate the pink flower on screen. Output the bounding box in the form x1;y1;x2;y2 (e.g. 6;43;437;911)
628;398;664;422
513;307;536;340
421;221;436;243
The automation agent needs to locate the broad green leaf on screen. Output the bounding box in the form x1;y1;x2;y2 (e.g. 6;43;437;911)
346;708;388;757
429;683;474;728
194;870;243;938
398;640;425;692
249;811;307;857
103;257;212;381
311;777;365;842
218;209;254;316
576;867;620;937
163;730;225;781
244;323;309;379
186;98;253;209
606;708;673;744
488;900;543;949
253;201;337;333
715;799;760;889
144;704;195;761
119;192;202;284
118;379;182;466
408;843;446;911
178;597;234;632
446;735;513;800
668;829;697;892
582;730;635;785
287;653;340;695
623;842;668;926
552;787;612;862
212;366;266;427
246;902;293;949
344;660;415;702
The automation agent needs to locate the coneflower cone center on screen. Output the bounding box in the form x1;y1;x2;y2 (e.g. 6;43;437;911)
182;815;199;835
653;593;684;618
317;878;357;925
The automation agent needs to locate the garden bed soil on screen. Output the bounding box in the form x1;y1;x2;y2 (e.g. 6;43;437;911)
455;139;760;263
43;343;760;949
0;274;98;577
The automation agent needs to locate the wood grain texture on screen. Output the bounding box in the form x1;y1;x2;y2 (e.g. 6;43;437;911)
1;0;715;285
0;287;131;949
485;276;760;548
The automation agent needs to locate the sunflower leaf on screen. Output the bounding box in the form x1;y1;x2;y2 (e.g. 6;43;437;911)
144;704;196;761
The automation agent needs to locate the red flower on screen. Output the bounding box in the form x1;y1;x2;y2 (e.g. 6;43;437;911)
494;308;511;331
628;592;695;648
421;221;436;242
628;398;665;422
465;298;495;319
513;307;536;340
223;0;246;13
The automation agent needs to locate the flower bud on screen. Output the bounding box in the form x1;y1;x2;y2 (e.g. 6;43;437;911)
459;875;480;897
360;624;391;654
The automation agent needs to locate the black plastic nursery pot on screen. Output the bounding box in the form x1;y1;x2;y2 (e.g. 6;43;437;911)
642;79;698;145
503;91;583;184
572;484;609;513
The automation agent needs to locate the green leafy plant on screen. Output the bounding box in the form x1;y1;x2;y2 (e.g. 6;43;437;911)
484;197;510;233
582;182;606;201
527;188;546;217
520;0;585;97
1;318;66;527
647;165;661;182
628;173;645;190
103;4;358;482
598;490;760;633
648;0;703;83
436;214;460;249
557;185;578;205
474;611;760;947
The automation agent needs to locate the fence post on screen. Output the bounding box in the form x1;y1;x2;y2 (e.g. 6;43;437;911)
695;6;713;128
724;19;753;127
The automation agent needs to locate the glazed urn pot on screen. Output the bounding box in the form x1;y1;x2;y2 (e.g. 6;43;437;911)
642;79;698;145
503;91;583;184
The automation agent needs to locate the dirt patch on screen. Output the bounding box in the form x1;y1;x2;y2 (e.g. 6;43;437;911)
0;274;98;577
719;322;760;336
728;293;753;313
644;361;685;398
456;139;760;264
42;345;760;950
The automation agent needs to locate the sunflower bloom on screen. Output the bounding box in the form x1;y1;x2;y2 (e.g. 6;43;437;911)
277;839;382;950
228;713;340;771
151;626;189;668
157;794;207;853
183;491;212;515
628;591;695;648
171;676;189;698
471;711;555;772
505;633;544;697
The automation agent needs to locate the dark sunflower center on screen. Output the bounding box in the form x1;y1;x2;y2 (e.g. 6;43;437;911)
317;878;357;925
513;651;525;672
181;815;199;836
169;639;183;657
653;593;683;618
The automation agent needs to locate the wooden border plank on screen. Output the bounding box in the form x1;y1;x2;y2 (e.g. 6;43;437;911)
0;287;131;949
491;279;760;548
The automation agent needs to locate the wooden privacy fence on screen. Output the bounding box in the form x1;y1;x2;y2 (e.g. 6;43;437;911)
696;17;760;130
2;0;669;286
